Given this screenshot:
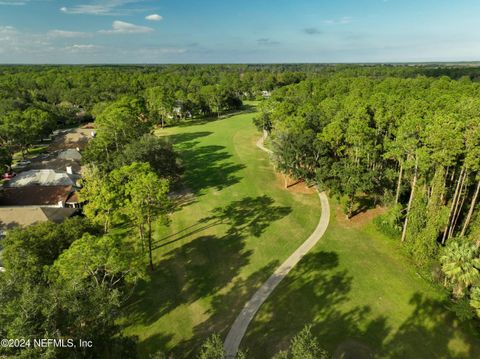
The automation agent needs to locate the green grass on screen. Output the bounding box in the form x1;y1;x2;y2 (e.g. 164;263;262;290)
243;202;480;358
121;105;480;358
121;107;321;358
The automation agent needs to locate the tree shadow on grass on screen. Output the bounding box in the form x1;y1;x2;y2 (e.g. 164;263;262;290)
167;131;246;196
171;260;281;358
351;195;377;217
239;251;388;358
123;196;292;356
175;104;257;128
202;195;292;238
125;233;250;327
165;131;213;145
380;293;480;359
130;332;174;359
152;196;292;250
239;250;480;359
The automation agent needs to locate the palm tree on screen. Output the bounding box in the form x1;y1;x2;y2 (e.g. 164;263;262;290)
440;238;480;298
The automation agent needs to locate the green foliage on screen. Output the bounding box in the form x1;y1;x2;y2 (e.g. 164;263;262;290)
447;297;475;322
0;218;135;359
374;203;403;237
440;238;480;298
469;286;480;318
114;134;180;181
2;217;99;280
274;325;328;359
197;334;224;359
81;162;171;269
0;145;12;170
83;96;151;170
404;187;436;266
51;232;146;288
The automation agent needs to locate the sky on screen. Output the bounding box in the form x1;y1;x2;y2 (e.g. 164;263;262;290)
0;0;480;64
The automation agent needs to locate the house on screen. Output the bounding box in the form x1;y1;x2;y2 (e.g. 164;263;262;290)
0;207;77;229
0;185;74;207
6;169;78;188
0;171;84;235
57;148;82;162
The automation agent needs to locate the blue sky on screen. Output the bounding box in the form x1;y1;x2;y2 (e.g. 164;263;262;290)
0;0;479;63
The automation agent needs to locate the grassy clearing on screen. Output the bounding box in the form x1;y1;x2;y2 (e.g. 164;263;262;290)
243;200;480;358
121;106;321;358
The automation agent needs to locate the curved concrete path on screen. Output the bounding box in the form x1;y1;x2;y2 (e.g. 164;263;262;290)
223;136;330;358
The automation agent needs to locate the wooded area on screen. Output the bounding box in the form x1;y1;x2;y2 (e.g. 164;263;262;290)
1;64;480;358
257;73;480;320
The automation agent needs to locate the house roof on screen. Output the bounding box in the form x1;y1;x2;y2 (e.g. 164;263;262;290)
0;207;77;230
57;149;82;161
0;186;73;206
6;169;76;187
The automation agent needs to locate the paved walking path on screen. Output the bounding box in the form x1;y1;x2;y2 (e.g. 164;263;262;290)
223;136;330;358
255;135;273;154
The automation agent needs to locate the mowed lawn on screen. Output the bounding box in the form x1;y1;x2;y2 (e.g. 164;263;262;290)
121;107;322;358
243;205;480;358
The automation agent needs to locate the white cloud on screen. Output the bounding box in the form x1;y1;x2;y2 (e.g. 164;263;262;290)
99;20;153;34
0;25;17;34
145;14;163;21
48;30;90;38
60;0;145;16
323;16;352;25
150;48;186;54
65;44;101;52
0;1;26;5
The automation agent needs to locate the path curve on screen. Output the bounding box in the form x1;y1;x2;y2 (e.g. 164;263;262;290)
223;136;330;358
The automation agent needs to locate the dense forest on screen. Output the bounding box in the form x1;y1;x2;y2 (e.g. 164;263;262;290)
3;63;480;171
2;64;480;357
256;74;480;321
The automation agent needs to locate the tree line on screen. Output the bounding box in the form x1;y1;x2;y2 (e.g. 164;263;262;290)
257;74;480;322
0;65;310;170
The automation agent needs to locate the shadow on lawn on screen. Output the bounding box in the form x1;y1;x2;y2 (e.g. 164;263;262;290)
237;251;480;359
152;195;291;250
175;104;257;128
123;196;291;357
129;234;480;358
168;131;246;195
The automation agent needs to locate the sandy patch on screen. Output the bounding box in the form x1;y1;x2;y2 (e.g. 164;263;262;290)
336;205;386;228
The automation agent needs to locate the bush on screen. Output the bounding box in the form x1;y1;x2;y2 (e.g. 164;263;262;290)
197;334;224;359
274;325;328;359
374;203;403;238
447;297;475;322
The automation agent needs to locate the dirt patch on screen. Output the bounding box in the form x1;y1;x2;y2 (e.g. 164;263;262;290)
274;172;317;194
336;205;386;228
